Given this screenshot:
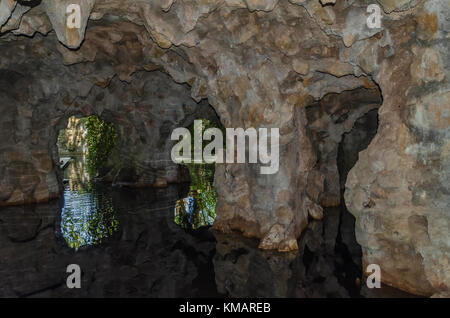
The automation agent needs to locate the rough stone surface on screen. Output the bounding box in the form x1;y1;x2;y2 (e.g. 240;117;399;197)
0;33;218;204
0;0;448;296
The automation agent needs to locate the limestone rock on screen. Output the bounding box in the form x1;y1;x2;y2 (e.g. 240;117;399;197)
376;0;418;13
1;2;30;33
292;58;310;75
243;0;279;11
411;47;446;84
43;0;95;49
0;0;16;27
319;0;336;5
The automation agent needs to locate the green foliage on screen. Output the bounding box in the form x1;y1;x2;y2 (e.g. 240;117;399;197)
85;116;117;177
174;163;217;230
61;186;119;250
174;118;223;229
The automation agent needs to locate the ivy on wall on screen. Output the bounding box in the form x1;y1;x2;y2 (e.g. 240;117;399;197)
85;116;117;177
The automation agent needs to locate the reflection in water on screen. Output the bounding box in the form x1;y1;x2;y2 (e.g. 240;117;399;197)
174;164;217;230
61;157;119;249
61;187;119;249
0;151;416;297
213;215;416;298
0;184;416;297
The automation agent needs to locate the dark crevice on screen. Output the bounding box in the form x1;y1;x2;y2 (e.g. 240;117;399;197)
17;1;42;8
299;84;382;297
334;107;380;296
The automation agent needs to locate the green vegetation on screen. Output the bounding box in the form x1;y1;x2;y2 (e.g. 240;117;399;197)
174;163;217;229
59;116;119;250
61;186;119;250
85;116;117;177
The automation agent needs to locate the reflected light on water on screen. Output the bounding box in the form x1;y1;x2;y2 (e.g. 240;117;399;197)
60;158;218;248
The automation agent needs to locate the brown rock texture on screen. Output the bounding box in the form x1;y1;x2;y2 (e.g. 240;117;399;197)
0;0;448;295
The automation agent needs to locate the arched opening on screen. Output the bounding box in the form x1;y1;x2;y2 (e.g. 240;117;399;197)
56;115;119;249
54;102;223;249
296;86;385;297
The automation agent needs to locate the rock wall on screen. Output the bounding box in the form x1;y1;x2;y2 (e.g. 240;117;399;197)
344;0;450;295
0;32;217;204
0;0;448;295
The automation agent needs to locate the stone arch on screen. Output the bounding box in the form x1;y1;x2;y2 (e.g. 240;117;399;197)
0;66;221;206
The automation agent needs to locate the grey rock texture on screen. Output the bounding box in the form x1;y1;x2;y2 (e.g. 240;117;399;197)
0;32;218;203
0;0;448;295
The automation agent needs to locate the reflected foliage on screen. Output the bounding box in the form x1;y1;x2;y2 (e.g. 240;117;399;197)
61;157;119;250
174;119;220;229
85;116;117;177
61;185;119;250
175;163;217;229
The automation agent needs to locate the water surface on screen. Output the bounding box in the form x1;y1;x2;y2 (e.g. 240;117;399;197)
0;159;415;297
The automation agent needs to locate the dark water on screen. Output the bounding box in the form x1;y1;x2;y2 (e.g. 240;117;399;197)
0;159;414;297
